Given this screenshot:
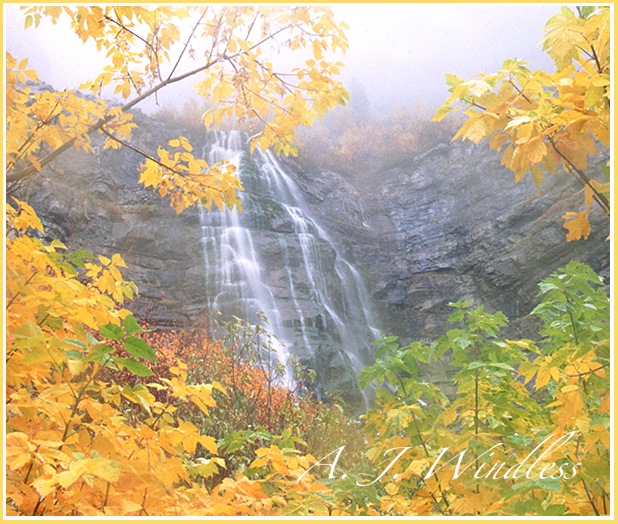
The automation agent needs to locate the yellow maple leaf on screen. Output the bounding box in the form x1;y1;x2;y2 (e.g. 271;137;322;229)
450;493;486;515
526;137;547;164
562;210;591;241
464;117;490;144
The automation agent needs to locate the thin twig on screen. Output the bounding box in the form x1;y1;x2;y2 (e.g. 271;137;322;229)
547;137;610;214
99;126;224;194
395;373;449;514
104;11;155;55
7;57;219;184
566;363;609;377
166;7;207;81
574;435;601;516
7;8;334;183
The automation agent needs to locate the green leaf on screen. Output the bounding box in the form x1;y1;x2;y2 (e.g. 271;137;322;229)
65;349;84;361
358;371;374;390
86;333;101;346
538;282;559;294
85;344;114;363
122;314;143;335
63;338;86;349
59;261;78;275
402;351;419;376
580;6;595;19
99;323;124;341
434;337;451;358
513;477;563;493
449;300;473;308
453;336;471;349
490;362;515;371
448;309;465;322
114;357;153;377
74;248;95;259
123;336;156;360
67;254;85;268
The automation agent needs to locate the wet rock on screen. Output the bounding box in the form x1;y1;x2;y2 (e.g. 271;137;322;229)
13;106;610;406
289;140;610;344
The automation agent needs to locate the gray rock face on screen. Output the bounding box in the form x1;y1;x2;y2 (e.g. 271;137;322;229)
11;113;208;327
12;109;610;403
289;140;610;346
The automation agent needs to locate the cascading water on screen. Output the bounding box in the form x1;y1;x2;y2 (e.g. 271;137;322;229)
199;130;379;407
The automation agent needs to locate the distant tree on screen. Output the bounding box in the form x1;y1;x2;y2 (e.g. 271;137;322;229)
433;6;610;241
6;6;350;213
347;77;371;122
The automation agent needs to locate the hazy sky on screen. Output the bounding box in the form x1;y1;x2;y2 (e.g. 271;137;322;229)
4;4;561;115
334;4;559;111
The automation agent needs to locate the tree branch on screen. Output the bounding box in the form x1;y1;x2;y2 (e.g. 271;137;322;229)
461;98;487;111
6;7;336;184
6;58;219;184
166;7;207;81
394;373;449;514
7;98;63;173
566;362;609;377
104;12;154;55
547;137;610;214
99;127;224;195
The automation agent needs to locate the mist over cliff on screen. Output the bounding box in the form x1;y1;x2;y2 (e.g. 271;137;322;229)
5;4;559;114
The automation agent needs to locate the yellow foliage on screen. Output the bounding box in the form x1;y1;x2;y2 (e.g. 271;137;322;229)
562;210;591;241
5;7;354;515
435;6;610;241
7;6;349;213
6;6;611;517
5;201;308;516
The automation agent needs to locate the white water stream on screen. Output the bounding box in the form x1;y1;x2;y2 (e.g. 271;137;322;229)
199;131;379;402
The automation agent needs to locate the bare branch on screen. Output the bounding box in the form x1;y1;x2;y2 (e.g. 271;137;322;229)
104;11;154;54
100;128;182;178
166;7;207;81
6;7;335;184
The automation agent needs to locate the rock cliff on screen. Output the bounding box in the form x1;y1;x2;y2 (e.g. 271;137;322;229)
291;140;610;342
12;109;610;401
12;113;208;327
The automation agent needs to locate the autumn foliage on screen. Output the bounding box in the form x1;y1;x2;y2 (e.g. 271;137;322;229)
358;262;610;516
5;199;368;515
299;103;464;180
436;6;610;241
6;6;350;212
5;197;610;516
5;5;611;517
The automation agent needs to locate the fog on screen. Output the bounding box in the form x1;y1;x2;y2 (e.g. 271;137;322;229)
4;4;561;116
334;4;559;113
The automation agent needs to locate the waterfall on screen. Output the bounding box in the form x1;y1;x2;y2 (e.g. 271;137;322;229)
199;131;379;407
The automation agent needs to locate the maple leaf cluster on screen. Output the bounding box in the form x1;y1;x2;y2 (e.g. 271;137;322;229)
434;6;610;241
